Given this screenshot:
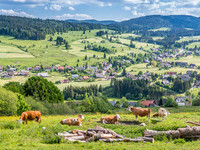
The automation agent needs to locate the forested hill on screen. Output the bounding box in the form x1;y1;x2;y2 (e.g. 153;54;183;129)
66;19;117;25
108;15;200;31
0;15;105;40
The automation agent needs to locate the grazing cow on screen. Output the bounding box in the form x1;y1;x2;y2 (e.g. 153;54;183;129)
153;108;170;121
17;111;41;124
100;114;120;124
60;114;84;126
127;106;151;123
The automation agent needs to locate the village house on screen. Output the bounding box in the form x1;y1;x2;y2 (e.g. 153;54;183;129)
7;70;15;76
9;68;16;72
26;67;32;71
57;66;64;72
65;66;73;71
189;64;196;69
37;73;49;77
59;79;70;84
175;97;188;106
166;72;177;78
34;66;41;71
89;66;98;72
176;62;188;68
103;64;112;71
18;70;29;76
186;71;193;77
193;81;200;88
179;74;191;82
140;100;158;107
1;73;13;78
162;79;170;85
76;66;85;71
95;73;105;78
83;76;89;80
44;67;52;72
71;74;79;79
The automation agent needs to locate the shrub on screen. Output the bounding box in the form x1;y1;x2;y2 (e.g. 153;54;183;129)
0;87;18;115
25;97;49;115
164;96;178;107
3;82;24;95
42;129;62;144
17;94;30;115
23;76;64;103
174;139;186;144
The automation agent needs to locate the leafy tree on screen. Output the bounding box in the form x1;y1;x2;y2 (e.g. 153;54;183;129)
0;87;18;115
17;94;30;115
23;77;64;103
164;96;177;107
103;53;106;59
122;68;127;76
3;82;24;95
151;61;157;67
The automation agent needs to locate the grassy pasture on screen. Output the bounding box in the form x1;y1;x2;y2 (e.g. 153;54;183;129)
126;63;200;75
165;56;200;66
149;27;171;31
1;107;200;149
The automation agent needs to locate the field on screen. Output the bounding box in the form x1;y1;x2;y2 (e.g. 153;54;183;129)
1;107;200;150
126;63;200;75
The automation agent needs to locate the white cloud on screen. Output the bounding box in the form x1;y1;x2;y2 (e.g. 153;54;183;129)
124;0;144;4
123;6;131;11
55;13;92;20
49;4;62;11
12;0;26;2
0;9;35;18
107;3;112;7
68;6;75;11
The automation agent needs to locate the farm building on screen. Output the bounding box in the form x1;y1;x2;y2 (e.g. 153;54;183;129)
37;73;49;77
140;100;158;107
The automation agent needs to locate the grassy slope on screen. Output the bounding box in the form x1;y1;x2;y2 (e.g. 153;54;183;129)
1;107;200;149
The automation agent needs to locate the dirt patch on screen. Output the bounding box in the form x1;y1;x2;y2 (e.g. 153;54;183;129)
116;121;141;126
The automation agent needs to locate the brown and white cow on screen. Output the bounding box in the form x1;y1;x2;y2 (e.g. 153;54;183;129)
60;114;84;126
100;114;120;124
153;108;170;121
127;106;151;123
17;111;41;124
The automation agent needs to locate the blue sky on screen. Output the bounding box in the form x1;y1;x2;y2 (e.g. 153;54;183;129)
0;0;200;21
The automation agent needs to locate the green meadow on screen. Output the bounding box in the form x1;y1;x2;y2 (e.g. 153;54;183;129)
1;107;200;150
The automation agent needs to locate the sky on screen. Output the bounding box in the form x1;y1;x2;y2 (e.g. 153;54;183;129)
0;0;200;21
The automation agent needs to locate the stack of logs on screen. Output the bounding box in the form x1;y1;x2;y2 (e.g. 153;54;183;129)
58;125;154;143
144;126;200;140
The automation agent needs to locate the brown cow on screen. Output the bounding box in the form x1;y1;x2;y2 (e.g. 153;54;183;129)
17;111;41;124
127;106;151;123
100;114;120;124
60;114;84;126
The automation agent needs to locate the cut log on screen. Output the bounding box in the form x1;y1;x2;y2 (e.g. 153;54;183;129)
137;137;154;143
70;136;85;140
144;129;180;138
58;133;78;137
186;121;200;126
87;129;106;133
95;126;125;139
178;126;200;137
72;130;87;134
93;134;113;140
99;138;144;143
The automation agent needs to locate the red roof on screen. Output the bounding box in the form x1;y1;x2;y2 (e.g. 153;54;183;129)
141;100;155;107
57;66;64;70
83;76;89;80
167;72;177;75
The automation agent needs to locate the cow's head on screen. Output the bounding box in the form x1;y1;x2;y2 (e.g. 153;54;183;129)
78;114;84;120
60;119;66;124
17;119;23;124
126;106;133;112
116;114;120;120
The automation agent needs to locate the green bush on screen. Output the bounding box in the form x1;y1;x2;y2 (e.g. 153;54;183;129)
174;139;186;144
3;82;24;95
24;76;64;103
17;94;30;115
42;129;62;144
0;87;18;115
